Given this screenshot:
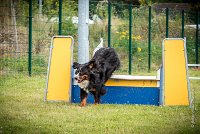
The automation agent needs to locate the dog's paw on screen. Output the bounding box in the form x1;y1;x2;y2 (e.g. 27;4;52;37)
80;102;86;107
80;104;85;107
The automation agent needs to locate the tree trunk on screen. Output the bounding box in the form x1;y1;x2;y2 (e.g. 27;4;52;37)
11;0;19;52
0;0;12;31
0;0;19;53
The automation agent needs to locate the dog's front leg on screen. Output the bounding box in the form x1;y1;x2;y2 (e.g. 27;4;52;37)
80;88;88;107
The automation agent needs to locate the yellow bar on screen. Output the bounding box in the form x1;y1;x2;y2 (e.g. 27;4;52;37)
105;79;158;87
46;36;73;101
163;39;189;106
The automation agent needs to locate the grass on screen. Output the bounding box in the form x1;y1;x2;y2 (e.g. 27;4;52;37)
0;71;200;134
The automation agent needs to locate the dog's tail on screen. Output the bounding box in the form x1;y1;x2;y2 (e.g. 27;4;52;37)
93;38;103;56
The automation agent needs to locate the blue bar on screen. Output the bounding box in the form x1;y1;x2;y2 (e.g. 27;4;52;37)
72;85;160;106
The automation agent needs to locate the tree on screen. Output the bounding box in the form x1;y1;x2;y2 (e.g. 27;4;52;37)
0;0;19;51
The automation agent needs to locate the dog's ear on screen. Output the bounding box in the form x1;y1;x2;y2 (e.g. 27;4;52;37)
88;63;94;69
73;62;80;69
88;61;94;69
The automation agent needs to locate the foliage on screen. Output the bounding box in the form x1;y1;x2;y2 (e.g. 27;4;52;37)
0;0;199;74
42;0;78;18
89;1;107;19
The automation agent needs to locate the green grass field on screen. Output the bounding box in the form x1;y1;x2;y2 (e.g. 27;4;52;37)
0;70;199;134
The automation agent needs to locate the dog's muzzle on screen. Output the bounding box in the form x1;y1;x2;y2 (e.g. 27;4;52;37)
74;75;88;83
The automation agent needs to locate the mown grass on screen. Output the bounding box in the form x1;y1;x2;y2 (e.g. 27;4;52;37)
0;71;199;134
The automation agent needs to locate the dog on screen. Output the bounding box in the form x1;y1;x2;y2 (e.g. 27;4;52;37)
73;47;120;107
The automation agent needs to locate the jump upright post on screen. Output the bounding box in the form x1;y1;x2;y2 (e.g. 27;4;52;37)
45;36;74;102
162;38;190;106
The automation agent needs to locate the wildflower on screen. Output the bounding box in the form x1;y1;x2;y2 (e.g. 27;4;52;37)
120;35;126;40
132;35;141;40
121;31;127;35
138;58;142;61
137;47;142;52
137;35;141;40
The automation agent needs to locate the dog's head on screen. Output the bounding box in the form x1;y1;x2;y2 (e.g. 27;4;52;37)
73;62;94;84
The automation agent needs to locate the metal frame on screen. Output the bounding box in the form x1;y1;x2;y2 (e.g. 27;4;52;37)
188;64;200;80
162;39;165;105
44;36;74;102
184;38;192;107
188;64;200;67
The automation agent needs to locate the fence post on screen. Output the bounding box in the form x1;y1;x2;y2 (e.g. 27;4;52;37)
148;6;152;72
59;0;62;35
181;10;184;38
108;2;112;47
128;4;133;75
195;11;199;65
28;0;32;76
166;8;169;38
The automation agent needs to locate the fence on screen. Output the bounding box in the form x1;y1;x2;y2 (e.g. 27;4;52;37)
0;0;199;77
106;2;200;74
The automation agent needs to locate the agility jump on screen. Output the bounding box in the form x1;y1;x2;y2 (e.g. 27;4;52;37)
45;36;191;106
45;36;73;102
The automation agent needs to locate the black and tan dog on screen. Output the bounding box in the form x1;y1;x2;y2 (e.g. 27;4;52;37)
73;47;120;107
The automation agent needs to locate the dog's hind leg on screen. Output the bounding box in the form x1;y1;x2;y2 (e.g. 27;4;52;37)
80;88;88;107
94;86;102;105
94;92;100;105
100;88;106;96
90;88;101;105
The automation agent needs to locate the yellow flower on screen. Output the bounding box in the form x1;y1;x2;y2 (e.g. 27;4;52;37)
132;36;137;40
138;58;142;61
120;35;126;40
137;47;142;52
132;35;141;40
121;31;127;35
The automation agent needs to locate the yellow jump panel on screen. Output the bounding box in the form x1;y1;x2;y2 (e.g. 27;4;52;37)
106;79;158;87
163;39;189;106
45;36;73;102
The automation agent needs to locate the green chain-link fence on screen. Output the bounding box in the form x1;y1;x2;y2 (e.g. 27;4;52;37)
0;0;199;78
105;2;199;74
